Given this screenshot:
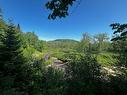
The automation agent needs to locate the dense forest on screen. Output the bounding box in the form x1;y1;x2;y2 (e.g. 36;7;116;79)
0;2;127;95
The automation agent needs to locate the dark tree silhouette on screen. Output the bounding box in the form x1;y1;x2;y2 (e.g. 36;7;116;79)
46;0;76;19
110;23;127;41
110;23;127;67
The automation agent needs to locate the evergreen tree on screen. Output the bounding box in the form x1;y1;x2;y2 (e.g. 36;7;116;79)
0;22;32;94
17;24;21;31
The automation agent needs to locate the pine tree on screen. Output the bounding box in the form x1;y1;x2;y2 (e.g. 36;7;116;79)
17;24;21;31
0;22;32;94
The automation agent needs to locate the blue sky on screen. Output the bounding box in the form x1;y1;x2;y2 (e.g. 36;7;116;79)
0;0;127;41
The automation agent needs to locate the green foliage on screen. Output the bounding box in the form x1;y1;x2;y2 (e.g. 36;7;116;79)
97;52;117;66
41;67;65;95
93;33;109;52
52;51;65;60
21;32;46;52
63;52;83;62
46;0;76;19
45;39;79;63
77;33;91;53
23;46;36;62
1;10;127;95
30;60;65;95
48;39;79;50
44;58;53;65
94;33;109;43
0;22;33;94
65;55;103;95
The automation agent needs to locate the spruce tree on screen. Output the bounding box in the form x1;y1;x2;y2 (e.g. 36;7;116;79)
0;22;32;94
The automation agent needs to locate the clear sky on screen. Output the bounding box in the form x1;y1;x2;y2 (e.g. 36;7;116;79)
0;0;127;41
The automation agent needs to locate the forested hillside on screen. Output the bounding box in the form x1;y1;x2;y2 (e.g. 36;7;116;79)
48;39;79;50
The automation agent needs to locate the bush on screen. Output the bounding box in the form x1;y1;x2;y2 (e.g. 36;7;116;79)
97;52;117;66
64;54;104;95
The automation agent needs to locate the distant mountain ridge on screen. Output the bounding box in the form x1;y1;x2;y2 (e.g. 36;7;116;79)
48;39;79;42
47;39;79;49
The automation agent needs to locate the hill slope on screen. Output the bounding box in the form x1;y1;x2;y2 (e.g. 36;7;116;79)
47;39;79;49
